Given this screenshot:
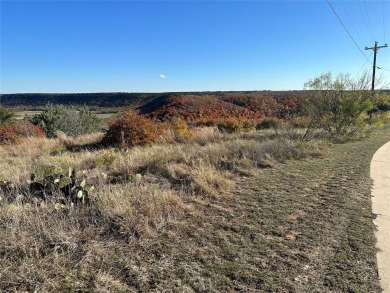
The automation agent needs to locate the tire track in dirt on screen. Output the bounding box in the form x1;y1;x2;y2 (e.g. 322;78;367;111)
223;132;390;292
133;128;390;292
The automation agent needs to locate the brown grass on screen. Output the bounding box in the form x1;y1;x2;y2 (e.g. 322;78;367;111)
5;123;381;292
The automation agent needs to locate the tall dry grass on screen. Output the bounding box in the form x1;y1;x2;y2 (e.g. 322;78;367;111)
0;127;326;291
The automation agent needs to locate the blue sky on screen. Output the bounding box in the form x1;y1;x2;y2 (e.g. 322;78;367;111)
1;0;389;93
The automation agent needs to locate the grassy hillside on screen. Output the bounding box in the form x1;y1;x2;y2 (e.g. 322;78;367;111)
1;124;389;292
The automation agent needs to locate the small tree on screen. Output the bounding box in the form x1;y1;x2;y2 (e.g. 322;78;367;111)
78;105;104;135
29;104;66;137
29;104;103;138
102;110;163;147
302;72;388;138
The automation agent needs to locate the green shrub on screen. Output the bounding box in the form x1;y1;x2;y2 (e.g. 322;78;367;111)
29;104;103;138
256;118;279;130
0;107;16;125
303;72;386;137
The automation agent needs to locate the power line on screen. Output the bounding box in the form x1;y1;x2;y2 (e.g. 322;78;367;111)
363;0;376;42
358;0;374;43
377;66;390;72
355;51;373;79
326;0;371;63
341;1;366;48
382;0;387;43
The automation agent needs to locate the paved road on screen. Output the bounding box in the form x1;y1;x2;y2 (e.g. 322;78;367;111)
371;141;390;293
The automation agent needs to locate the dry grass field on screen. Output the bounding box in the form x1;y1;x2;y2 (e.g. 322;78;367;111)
0;125;389;292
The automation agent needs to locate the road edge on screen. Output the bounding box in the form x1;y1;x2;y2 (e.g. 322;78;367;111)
371;141;390;292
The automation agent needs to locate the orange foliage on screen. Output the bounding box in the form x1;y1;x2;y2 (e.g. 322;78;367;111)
148;95;263;124
146;93;303;125
127;92;304;136
0;121;46;145
102;110;163;147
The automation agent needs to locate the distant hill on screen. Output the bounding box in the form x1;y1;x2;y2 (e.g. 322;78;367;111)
142;92;304;122
0;91;306;121
0;92;171;109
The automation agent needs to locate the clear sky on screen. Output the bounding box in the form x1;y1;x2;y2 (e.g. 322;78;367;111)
1;0;389;93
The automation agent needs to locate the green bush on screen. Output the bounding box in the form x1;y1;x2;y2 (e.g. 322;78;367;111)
29;104;103;138
0;107;16;125
303;72;386;138
256;118;279;130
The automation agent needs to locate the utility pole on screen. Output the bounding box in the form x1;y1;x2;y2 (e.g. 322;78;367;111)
365;41;388;91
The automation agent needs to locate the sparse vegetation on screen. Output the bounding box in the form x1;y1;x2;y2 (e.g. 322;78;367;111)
1;123;389;291
0;79;389;291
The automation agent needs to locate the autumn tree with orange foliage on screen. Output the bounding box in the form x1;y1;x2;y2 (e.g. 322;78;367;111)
102;110;163;148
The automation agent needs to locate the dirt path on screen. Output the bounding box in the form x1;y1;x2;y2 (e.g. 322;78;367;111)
371;140;390;293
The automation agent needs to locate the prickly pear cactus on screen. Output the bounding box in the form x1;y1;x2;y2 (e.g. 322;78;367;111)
0;179;17;202
28;179;46;200
29;166;93;206
1;166;95;208
0;180;15;193
34;165;64;179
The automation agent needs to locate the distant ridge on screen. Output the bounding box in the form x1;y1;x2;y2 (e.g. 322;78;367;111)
2;90;388;122
0;91;303;109
0;92;170;108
